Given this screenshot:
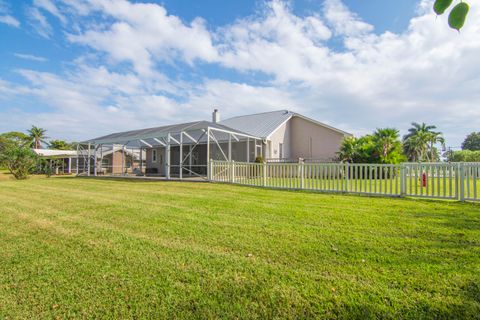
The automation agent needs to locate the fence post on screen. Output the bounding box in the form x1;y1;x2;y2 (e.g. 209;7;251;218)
231;161;235;183
459;163;465;202
208;159;213;181
345;162;349;193
400;164;406;197
300;162;305;189
263;162;267;187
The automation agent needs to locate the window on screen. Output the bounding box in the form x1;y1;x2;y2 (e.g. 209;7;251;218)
152;149;157;162
279;143;283;159
101;158;109;167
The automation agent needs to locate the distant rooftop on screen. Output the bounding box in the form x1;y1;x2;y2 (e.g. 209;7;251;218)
34;149;77;157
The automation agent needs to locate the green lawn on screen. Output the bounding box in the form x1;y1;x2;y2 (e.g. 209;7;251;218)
0;175;479;319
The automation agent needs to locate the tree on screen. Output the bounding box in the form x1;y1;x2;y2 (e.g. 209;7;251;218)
337;136;361;163
434;0;470;31
428;131;445;162
461;132;480;151
447;150;480;162
338;129;404;164
372;128;405;164
27;126;48;149
403;131;430;162
49;139;73;150
403;122;444;162
0;131;30;153
0;146;38;180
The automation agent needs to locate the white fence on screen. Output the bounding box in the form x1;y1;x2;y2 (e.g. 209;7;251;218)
210;161;480;202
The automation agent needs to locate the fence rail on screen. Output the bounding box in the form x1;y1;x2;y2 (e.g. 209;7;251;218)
210;161;480;202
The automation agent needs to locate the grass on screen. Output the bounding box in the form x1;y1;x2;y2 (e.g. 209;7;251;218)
0;174;479;319
229;176;479;200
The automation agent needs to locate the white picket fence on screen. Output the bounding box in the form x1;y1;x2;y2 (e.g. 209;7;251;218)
209;161;480;202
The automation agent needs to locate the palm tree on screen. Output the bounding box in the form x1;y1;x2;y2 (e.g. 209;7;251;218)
428;132;445;162
403;122;437;141
403;132;430;162
403;122;444;162
372;128;400;162
337;136;360;163
27;126;48;149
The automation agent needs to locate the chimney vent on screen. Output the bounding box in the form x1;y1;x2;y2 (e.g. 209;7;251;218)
212;109;220;123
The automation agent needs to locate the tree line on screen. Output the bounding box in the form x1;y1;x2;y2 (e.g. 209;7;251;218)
0;126;75;179
338;122;480;164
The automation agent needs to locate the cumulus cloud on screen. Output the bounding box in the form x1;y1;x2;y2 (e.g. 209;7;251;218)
68;0;217;76
322;0;374;36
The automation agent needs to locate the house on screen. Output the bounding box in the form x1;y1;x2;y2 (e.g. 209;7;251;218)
80;109;351;178
219;110;351;161
33;149;78;174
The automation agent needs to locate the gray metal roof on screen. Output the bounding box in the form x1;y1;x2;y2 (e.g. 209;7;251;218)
220;109;351;138
83;120;259;145
219;110;293;138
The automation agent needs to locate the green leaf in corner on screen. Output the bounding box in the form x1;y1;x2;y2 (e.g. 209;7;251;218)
448;2;470;31
434;0;453;15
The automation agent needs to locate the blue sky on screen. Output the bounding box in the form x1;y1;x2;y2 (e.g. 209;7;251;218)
0;0;479;148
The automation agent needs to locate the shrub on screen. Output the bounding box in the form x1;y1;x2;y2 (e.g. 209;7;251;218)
447;150;480;162
0;146;38;180
255;156;264;163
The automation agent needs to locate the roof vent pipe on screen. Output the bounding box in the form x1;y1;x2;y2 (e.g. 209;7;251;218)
212;109;220;123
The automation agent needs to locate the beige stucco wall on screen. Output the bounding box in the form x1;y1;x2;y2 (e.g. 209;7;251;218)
267;120;291;159
289;116;346;161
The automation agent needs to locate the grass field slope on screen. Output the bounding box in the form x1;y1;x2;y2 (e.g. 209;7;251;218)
0;172;479;319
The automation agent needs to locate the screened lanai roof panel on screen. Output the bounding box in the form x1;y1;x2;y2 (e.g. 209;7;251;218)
83;120;260;145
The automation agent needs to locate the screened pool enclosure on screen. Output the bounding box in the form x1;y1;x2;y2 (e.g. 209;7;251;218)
77;121;264;180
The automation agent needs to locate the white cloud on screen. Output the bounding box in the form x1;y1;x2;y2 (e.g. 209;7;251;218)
0;14;20;27
216;0;332;82
68;0;217;75
0;0;20;27
33;0;67;24
322;0;373;36
14;53;48;62
26;7;52;38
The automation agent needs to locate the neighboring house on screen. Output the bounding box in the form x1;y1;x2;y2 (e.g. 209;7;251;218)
81;109;351;178
33;149;78;174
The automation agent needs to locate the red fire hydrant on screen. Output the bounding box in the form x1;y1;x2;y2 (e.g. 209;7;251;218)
422;172;427;187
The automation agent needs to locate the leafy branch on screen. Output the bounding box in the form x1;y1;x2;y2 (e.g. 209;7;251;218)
434;0;470;31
